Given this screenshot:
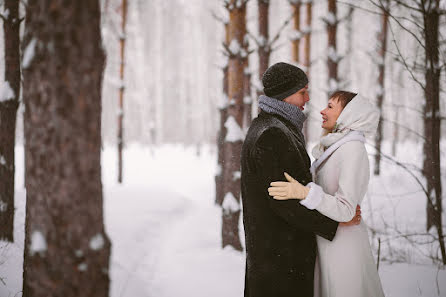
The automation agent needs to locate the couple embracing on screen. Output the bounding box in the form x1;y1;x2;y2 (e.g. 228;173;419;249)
241;62;385;297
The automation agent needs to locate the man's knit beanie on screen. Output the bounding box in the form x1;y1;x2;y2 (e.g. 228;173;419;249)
262;62;308;101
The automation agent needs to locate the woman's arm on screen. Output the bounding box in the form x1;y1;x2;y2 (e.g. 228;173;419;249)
301;142;370;222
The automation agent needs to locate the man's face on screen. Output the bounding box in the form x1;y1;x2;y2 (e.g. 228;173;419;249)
283;84;309;111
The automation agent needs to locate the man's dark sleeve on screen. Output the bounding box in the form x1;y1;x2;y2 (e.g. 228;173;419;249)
253;127;338;241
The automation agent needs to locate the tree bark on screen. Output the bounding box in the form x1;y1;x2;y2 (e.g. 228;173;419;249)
257;0;270;94
422;0;445;263
118;0;128;183
374;1;389;176
221;0;246;251
0;0;20;242
291;1;301;65
215;23;230;206
327;0;338;94
302;1;312;141
22;1;111;296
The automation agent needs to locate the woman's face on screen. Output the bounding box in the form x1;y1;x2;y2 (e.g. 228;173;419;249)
320;97;344;131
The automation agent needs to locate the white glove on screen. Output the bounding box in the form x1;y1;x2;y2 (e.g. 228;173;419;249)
268;172;310;200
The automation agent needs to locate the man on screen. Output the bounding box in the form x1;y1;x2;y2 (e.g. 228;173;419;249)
241;62;359;297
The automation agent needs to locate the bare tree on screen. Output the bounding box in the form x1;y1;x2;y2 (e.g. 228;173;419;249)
22;1;111;295
117;0;128;183
374;0;390;175
221;0;248;251
0;0;22;242
370;0;445;264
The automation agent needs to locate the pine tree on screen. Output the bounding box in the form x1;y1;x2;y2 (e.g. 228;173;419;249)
326;0;339;95
257;0;270;96
22;1;111;295
0;0;21;242
221;0;248;251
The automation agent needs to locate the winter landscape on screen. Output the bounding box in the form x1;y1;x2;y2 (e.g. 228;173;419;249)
1;0;446;296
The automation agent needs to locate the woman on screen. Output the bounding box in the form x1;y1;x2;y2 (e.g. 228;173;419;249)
268;91;385;297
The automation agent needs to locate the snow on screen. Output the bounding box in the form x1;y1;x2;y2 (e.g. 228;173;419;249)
30;231;47;256
243;95;252;104
2;8;9;20
222;192;241;213
0;200;7;212
89;234;105;251
328;78;339;93
0;155;6;166
228;39;241;55
327;46;341;63
0;145;446;297
77;263;88;272
0;81;14;102
232;171;241;181
289;29;303;41
22;38;37;69
323;12;337;25
224;115;245;142
258;35;267;47
376;85;384;97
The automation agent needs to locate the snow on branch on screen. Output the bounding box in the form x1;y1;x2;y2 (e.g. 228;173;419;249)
30;230;47;256
222;192;240;213
22;38;37;69
224;115;245;142
321;12;337;26
0;81;14;102
327;46;342;63
89;234;105;251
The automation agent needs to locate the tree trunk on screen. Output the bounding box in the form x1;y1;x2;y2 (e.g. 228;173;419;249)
0;0;20;242
243;58;252;127
422;0;445;264
243;16;251;128
221;0;246;251
327;0;338;94
22;1;111;296
302;1;312;141
374;1;389;176
117;0;128;183
257;0;270;100
291;1;301;65
215;23;230;206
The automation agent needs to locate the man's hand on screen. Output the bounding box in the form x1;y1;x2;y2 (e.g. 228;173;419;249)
339;205;361;226
268;172;310;200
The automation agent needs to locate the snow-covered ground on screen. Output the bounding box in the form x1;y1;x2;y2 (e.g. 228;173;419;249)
1;144;445;297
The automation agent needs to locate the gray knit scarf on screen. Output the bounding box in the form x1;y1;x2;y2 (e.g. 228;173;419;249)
258;95;307;142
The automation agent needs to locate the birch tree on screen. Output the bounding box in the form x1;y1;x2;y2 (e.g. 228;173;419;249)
22;1;111;295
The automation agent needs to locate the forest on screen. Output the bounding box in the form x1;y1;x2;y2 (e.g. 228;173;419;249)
0;0;446;296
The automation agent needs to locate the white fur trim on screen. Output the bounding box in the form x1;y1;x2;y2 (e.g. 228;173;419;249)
300;182;323;210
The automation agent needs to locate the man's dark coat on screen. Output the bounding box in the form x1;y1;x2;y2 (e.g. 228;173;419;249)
241;111;339;297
